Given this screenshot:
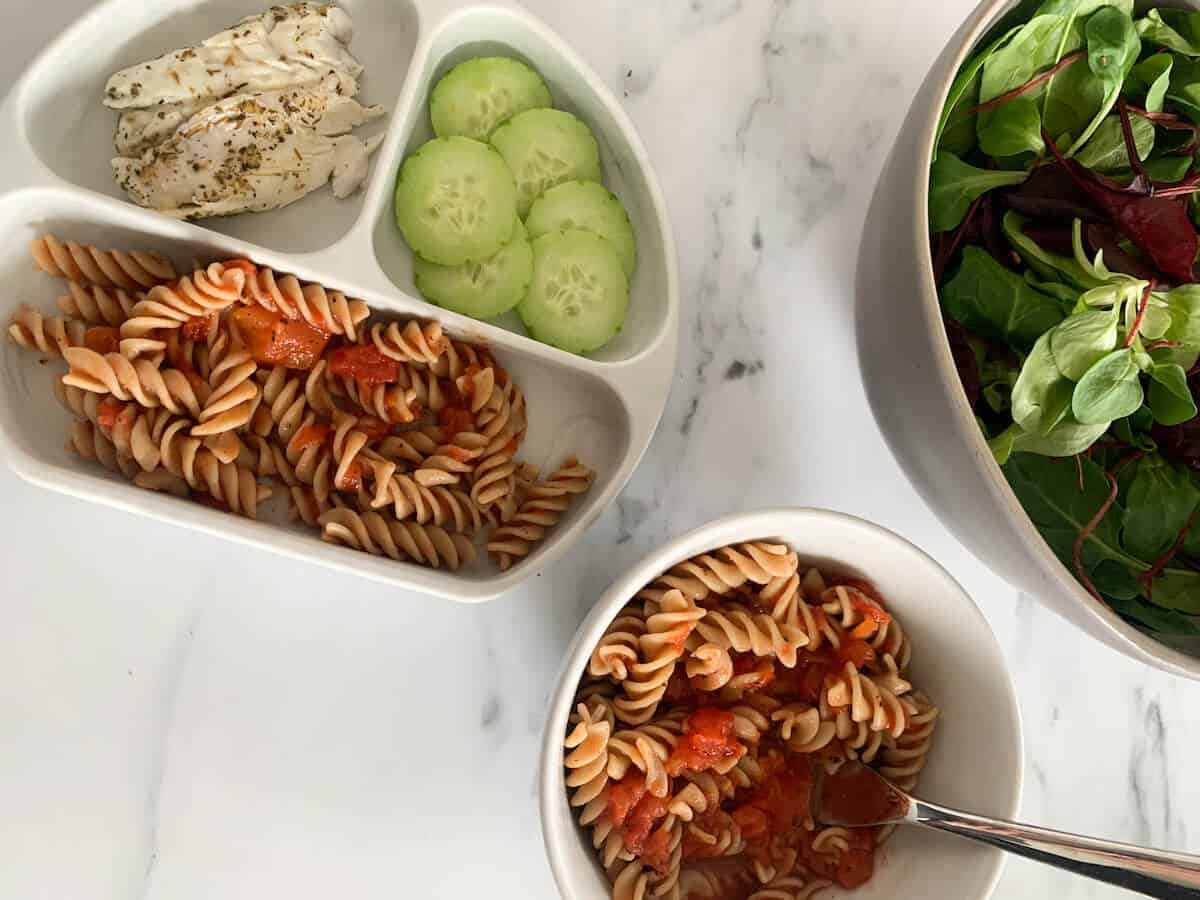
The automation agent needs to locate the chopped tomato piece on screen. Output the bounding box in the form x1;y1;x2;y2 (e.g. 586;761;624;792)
839;638;876;669
354;415;392;440
181;314;215;341
290;422;331;453
606;771;647;827
231;306;328;370
622;792;668;856
640;826;674;875
336;458;363;491
731;804;770;840
328;344;400;384
666;707;745;776
95;397;124;433
84;327;120;355
850;592;892;626
438;406;475;440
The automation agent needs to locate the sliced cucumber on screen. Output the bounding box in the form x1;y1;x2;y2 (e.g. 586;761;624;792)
430;57;553;141
518;229;628;354
415;219;533;319
489;109;602;216
525;180;636;278
394;137;517;266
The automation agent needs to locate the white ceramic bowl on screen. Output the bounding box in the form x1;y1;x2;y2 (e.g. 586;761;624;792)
0;0;678;601
539;508;1023;900
855;0;1200;677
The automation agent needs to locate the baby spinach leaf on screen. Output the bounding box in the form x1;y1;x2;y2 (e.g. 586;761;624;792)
1047;7;1140;153
1072;347;1144;423
1150;569;1200;613
1122;454;1200;558
979;14;1077;126
1074;114;1155;171
942;246;1067;349
1147;362;1198;425
1137;8;1200;55
929;153;1029;232
1013;330;1073;431
989;424;1018;464
1049;306;1120;379
936;26;1029;157
1012;414;1110;454
1027;270;1084;301
1164;54;1200;122
1091;559;1145;599
1127;54;1173;113
979;96;1046;157
1107;594;1200;633
1004;451;1144;573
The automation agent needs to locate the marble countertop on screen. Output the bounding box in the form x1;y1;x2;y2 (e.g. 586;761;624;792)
2;0;1198;898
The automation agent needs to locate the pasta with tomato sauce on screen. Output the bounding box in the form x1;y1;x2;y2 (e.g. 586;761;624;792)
8;235;593;569
565;545;938;900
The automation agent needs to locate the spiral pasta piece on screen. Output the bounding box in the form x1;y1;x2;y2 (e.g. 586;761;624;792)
878;692;939;792
31;235;176;289
62;347;204;418
590;604;647;682
66;420;140;480
564;701;611;808
693;603;809;668
771;704;837;755
56;281;143;326
193;347;259;436
242;267;370;339
637;542;797;607
825;661;910;738
341;379;421;425
684;641;734;691
614;590;705;726
119;262;247;355
8;304;89;357
370;319;448;364
251;367;311;442
430;339;495;379
606;710;688;795
318;507;476;570
486;457;594;570
747;876;832;900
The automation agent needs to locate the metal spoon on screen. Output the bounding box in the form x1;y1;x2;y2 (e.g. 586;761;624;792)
811;762;1200;899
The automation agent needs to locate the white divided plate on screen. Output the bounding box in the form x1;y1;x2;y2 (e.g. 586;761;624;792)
0;0;678;601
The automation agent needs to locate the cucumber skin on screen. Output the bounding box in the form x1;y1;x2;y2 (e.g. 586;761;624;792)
490;109;602;217
414;220;533;320
525;180;637;278
430;57;552;141
518;229;629;355
394;137;517;266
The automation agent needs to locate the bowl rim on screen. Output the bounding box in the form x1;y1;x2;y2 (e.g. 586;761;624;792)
911;0;1200;678
537;506;1024;900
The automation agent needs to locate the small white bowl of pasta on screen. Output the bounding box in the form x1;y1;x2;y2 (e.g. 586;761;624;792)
539;508;1022;900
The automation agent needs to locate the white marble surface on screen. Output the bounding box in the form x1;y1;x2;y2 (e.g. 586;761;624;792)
1;1;1198;898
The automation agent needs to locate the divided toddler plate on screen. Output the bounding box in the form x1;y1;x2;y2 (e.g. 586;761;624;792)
0;0;678;601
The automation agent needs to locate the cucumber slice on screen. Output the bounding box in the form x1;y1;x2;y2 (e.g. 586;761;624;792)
394;137;517;266
414;219;533;319
489;109;602;216
525;180;636;277
518;229;628;354
430;57;552;141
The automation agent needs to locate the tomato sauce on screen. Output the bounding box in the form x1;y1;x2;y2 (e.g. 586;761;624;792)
84;327;120;355
438;406;475;440
665;707;745;776
181;314;215;341
95;397;124;433
328;344;400;384
232;306;328;370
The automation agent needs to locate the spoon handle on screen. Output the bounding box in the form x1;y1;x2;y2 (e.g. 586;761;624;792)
912;797;1200;898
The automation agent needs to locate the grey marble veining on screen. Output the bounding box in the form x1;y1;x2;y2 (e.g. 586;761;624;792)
2;1;1200;899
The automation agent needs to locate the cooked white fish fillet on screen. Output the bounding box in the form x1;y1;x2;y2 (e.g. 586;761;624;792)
114;69;358;156
112;86;385;218
104;3;361;111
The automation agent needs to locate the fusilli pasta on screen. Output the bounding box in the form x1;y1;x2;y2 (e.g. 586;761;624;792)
566;547;938;900
10;237;594;574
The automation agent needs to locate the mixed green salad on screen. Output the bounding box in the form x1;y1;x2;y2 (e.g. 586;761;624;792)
930;0;1200;638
